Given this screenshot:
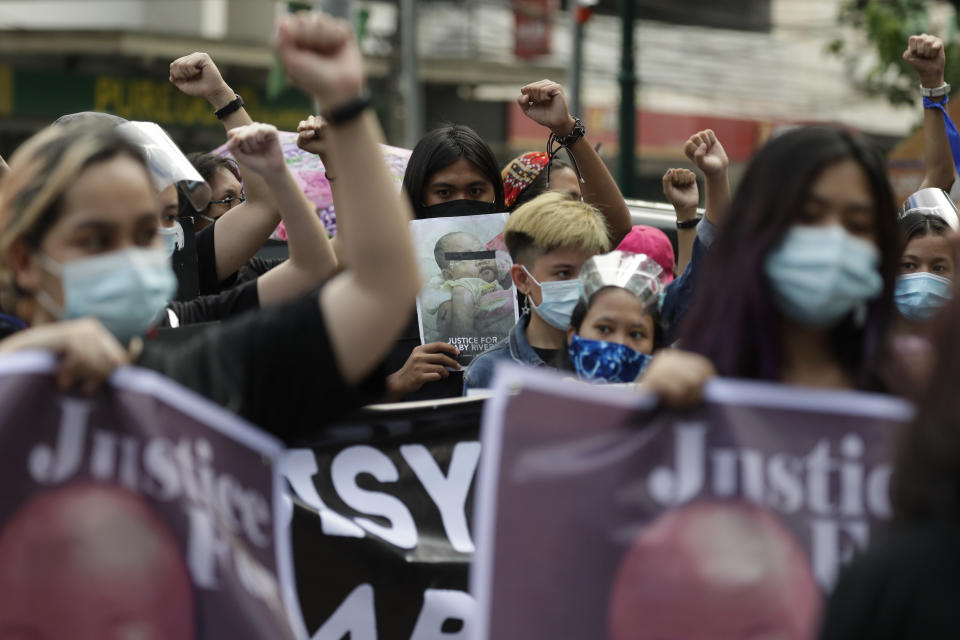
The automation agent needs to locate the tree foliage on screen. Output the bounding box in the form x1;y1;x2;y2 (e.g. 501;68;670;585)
829;0;960;106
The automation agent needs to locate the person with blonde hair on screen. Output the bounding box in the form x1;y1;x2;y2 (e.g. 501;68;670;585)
0;10;420;437
463;191;611;391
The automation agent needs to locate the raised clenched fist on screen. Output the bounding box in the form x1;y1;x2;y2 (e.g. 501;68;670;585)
904;33;946;88
662;168;700;217
169;52;234;109
683;129;729;177
275;11;366;111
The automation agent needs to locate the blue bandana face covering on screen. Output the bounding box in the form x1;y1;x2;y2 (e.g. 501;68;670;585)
895;272;952;322
568;334;652;383
764;225;883;326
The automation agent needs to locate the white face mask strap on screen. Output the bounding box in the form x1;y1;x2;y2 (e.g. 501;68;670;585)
34;288;63;320
35;252;62;278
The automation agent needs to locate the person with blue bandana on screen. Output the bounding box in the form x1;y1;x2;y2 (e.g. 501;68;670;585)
565;251;665;384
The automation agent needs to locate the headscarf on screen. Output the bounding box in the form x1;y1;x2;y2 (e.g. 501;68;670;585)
502;151;550;208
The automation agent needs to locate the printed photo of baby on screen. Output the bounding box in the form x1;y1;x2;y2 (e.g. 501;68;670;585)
411;213;518;365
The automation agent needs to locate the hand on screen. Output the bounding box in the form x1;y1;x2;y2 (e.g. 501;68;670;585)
297;114;331;165
662;168;700;218
683;129;729;177
635;350;716;407
387;342;461;396
275;11;366;110
904;33;946;88
2;318;132;394
517;79;576;138
169;52;234;108
226;123;285;176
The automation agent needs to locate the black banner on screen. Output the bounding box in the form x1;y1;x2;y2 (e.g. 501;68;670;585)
281;398;484;639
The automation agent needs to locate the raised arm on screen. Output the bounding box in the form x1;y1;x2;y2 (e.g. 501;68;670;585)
518;79;632;245
296;114;348;268
226;122;337;306
662;168;699;275
277;11;420;385
904;34;955;192
683;129;730;232
169;52;282;282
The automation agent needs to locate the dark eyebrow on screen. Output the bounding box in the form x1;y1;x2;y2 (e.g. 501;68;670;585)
550;263;575;270
70;220;117;234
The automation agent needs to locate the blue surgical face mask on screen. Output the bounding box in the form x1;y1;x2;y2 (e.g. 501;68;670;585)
157;222;182;257
764;225;883;326
522;266;581;330
895;272;952;322
568;334;652;383
37;247;178;343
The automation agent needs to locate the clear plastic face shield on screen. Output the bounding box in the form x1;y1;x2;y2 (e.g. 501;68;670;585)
116;122;211;212
899;187;960;230
578;251;665;308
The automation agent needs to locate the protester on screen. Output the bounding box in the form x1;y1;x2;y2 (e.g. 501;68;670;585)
661;167;699;275
896;212;953;326
463;192;611;391
904;33;955;193
638;126;900;405
819;239;960;638
389;80;631;400
161;121;338;327
502;151;580;211
566;251;664;384
616;225;675;284
0;10;419;439
659;129;731;342
169;52;284;295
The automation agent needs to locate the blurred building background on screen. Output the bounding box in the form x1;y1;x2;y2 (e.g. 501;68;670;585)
0;0;936;199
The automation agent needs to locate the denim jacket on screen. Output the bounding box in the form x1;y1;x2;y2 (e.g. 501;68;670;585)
661;216;717;344
463;312;545;393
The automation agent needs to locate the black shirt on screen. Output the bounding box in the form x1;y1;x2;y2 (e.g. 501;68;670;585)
138;289;386;444
820;523;960;640
162;279;260;327
195;223;235;295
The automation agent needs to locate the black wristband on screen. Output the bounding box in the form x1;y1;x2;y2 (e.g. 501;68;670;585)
552;116;586;147
676;215;702;230
214;94;244;120
323;93;371;126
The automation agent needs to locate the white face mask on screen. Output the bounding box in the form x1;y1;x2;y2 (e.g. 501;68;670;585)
37;247;178;343
522;266;581;330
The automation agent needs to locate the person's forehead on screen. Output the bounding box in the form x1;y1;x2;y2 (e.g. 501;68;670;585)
588;288;648;318
809;160;873;205
537;246;594;266
429;158;490;186
211;166;241;191
906;233;953;257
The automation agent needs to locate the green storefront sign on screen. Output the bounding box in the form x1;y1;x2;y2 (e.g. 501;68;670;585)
1;64;311;129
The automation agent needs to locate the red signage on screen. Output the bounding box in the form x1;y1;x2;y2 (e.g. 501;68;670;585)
514;0;554;59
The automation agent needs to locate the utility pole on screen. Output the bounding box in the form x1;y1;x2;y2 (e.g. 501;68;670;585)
617;0;636;197
401;0;422;149
569;0;583;116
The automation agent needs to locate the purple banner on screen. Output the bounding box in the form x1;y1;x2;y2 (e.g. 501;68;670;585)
473;364;913;640
0;352;296;640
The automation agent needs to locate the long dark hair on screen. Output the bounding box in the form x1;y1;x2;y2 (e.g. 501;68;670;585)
679;127;899;388
890;262;960;522
402;124;505;218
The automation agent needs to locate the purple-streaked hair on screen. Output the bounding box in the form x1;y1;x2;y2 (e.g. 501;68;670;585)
678;127;898;389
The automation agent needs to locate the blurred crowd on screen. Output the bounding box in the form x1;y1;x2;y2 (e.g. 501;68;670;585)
1;11;959;637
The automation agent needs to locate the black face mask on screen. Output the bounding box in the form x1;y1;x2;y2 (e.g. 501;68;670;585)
418;199;498;219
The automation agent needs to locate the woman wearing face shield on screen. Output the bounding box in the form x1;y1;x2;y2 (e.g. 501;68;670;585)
637;126;902;404
565;251;665;384
0;11;421;439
